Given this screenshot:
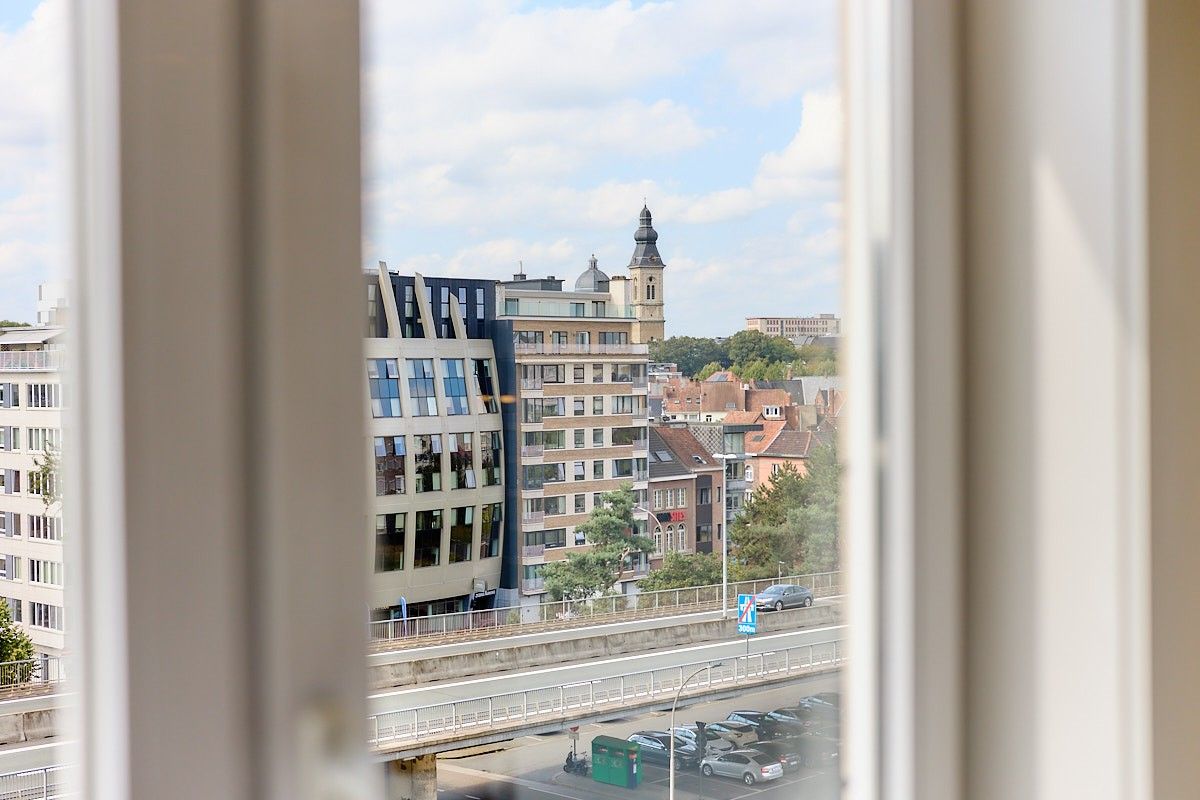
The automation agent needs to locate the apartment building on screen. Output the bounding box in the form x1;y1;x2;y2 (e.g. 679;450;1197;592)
646;427;722;561
0;307;67;658
683;420;760;532
498;208;664;604
745;314;841;341
364;266;515;620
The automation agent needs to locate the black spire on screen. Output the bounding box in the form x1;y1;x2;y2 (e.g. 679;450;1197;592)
629;205;664;267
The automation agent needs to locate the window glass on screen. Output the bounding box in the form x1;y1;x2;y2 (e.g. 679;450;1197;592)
414;434;442;492
449;433;476;489
440;359;469;415
414;509;442;567
480;431;502;485
374;513;405;572
407;358;438;416
473;358;499;413
373;435;406;495
367;358;401;417
449;506;474;563
480;502;502;559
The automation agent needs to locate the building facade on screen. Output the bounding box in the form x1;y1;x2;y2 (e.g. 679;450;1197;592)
0;317;67;658
646;427;722;561
745;314;841;341
498;208;666;605
364;266;514;620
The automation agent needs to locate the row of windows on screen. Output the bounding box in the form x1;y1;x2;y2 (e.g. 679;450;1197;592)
521;552;651;586
0;427;60;453
0;596;62;630
0;468;58;498
374;432;502;496
653;525;690;554
653;488;689;510
0;555;64;586
521;457;648;489
386;283;488;340
368;358;498;419
373;502;502;573
0;512;63;541
521;394;642;422
520;362;647;385
0;383;63;410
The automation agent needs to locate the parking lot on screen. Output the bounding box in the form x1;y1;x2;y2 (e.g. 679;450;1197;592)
436;674;842;800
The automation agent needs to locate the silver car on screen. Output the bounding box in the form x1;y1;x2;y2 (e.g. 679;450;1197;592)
699;749;784;786
672;725;734;756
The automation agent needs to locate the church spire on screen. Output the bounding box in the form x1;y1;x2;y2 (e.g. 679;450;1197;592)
629;205;664;267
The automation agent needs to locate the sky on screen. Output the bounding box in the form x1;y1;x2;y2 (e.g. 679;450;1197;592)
0;0;842;336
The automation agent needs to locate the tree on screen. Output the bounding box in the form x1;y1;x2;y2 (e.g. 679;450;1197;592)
726;330;796;367
542;484;656;600
0;599;35;680
31;446;61;509
695;361;723;381
649;336;729;377
0;320;30;329
637;552;723;591
728;445;841;578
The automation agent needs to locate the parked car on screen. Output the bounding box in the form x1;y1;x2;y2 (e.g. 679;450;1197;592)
626;731;700;770
747;739;802;773
754;584;814;611
672;725;734;756
726;710;806;740
768;707;823;729
700;750;784;785
796;694;840;718
792;733;839;767
702;720;759;747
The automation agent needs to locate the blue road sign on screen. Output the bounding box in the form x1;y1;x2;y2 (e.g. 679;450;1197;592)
737;593;757;635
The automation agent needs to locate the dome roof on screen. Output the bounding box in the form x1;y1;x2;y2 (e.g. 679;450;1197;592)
574;254;610;292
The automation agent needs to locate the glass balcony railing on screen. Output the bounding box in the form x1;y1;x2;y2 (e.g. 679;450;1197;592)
514;342;649;356
502;299;635;318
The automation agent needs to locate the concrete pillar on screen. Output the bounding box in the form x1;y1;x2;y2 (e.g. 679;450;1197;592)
386;754;437;800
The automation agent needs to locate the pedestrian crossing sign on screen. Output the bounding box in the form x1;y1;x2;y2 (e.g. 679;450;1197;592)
737;593;757;635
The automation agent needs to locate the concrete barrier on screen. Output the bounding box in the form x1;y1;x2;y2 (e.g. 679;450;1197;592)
369;602;841;690
0;695;65;746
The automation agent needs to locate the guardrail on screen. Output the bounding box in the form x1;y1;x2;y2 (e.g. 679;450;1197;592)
370;639;844;747
368;571;842;644
0;656;66;695
0;351;62;372
0;766;68;800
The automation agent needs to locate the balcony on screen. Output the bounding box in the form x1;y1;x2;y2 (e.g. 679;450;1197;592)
520;377;543;391
522;543;546;559
514;342;649;357
521;444;544;459
0;351;62;372
521;577;546;593
633;470;649;482
522;510;545;526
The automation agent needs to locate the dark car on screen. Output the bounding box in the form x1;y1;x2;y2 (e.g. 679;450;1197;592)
725;711;805;740
754;584;814;611
627;731;700;769
791;733;839;767
747;739;803;773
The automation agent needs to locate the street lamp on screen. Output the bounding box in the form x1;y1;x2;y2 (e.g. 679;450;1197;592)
777;560;786;581
669;662;724;800
712;453;737;615
633;504;665;553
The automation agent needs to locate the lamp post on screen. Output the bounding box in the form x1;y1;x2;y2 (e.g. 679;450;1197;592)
713;453;736;615
670;663;723;800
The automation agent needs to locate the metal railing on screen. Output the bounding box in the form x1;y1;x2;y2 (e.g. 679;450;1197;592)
520;444;544;458
0;351;62;372
368;571;842;643
0;766;69;800
369;639;844;747
0;656;66;693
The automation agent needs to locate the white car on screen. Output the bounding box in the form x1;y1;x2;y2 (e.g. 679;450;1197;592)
672;726;734;756
700;750;784;786
701;721;759;747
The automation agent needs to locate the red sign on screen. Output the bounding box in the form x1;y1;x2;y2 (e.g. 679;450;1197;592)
668;510;686;522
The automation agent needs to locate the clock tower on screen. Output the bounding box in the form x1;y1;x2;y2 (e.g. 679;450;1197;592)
627;204;666;344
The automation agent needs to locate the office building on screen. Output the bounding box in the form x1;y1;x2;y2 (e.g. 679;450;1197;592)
745;314;841;342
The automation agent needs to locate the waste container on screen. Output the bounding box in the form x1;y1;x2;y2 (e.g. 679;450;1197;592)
591;736;641;788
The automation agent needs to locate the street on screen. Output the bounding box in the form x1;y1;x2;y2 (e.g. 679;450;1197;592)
432;675;842;800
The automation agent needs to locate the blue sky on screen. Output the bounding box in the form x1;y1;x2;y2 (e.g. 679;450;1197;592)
1;1;842;336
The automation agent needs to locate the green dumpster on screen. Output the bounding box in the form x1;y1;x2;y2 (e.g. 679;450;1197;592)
591;735;642;788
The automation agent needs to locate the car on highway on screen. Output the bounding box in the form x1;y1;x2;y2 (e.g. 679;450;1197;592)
745;739;802;773
701;720;759;747
754;584;814;611
699;749;784;785
671;725;734;756
725;710;806;740
626;731;700;770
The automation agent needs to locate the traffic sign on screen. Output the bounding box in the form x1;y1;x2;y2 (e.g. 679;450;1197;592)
736;593;757;635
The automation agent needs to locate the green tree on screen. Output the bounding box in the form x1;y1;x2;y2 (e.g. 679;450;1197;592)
542;484;656;600
695;361;723;381
31;446;61;509
0;599;35;680
0;321;30;329
729;445;841;578
727;330;796;367
649;337;729;377
637;551;723;591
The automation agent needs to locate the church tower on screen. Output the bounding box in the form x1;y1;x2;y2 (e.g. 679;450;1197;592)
627;204;666;344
